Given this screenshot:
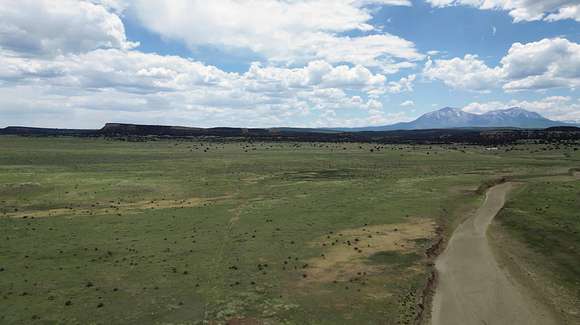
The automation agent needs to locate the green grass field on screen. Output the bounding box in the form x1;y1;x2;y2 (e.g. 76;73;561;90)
0;136;578;324
493;176;580;322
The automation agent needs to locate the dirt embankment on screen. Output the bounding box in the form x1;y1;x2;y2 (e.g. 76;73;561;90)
431;183;558;325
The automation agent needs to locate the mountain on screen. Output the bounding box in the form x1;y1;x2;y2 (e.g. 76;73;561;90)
1;108;575;138
335;107;573;131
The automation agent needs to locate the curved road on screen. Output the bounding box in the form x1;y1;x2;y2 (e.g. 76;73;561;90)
431;183;558;325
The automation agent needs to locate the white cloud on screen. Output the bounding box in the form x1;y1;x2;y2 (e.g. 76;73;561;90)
400;100;415;107
0;0;136;57
313;110;411;128
500;38;580;91
546;4;580;21
425;0;580;22
0;49;231;91
423;38;580;92
423;55;502;92
462;101;510;114
463;96;580;122
128;0;423;72
5;0;575;130
387;74;417;93
364;110;410;125
90;0;129;13
0;46;411;127
309;61;386;89
366;98;384;111
0;0;425;128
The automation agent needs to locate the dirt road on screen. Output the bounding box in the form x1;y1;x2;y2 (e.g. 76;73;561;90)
431;183;558;325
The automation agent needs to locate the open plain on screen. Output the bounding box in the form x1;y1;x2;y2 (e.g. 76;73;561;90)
1;136;579;324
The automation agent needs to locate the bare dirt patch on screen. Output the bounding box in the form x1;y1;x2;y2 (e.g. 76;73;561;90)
301;219;436;284
281;169;355;181
7;196;230;219
241;175;269;184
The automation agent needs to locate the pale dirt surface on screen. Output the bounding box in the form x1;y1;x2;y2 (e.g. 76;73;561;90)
302;219;435;284
431;183;559;325
6;195;230;218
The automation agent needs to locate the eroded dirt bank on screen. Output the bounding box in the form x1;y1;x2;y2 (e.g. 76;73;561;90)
431;183;558;325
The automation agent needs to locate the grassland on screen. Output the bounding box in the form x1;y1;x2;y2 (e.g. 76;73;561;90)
492;175;580;323
0;136;578;324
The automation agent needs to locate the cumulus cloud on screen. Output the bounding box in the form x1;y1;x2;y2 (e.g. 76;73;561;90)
0;46;408;127
501;38;580;91
423;55;502;92
0;0;136;57
423;38;580;92
90;0;129;13
426;0;580;22
314;110;411;128
463;96;580;122
400;100;415;107
462;101;513;114
387;74;417;93
128;0;423;72
0;0;422;128
8;50;388;96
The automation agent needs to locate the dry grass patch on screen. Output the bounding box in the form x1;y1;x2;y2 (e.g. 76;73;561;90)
8;195;231;218
301;218;436;284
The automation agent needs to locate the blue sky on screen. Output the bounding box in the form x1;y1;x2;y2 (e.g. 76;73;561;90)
0;0;579;128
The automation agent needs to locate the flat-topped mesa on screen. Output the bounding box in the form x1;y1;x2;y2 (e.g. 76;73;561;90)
2;119;579;145
545;126;580;132
98;123;276;137
0;126;95;135
99;123;204;136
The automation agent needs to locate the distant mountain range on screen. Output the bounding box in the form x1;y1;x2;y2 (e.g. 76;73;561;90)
1;107;577;139
333;107;575;131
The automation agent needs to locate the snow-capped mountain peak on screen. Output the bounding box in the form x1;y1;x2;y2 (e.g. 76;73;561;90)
423;107;465;119
481;107;544;119
343;107;573;131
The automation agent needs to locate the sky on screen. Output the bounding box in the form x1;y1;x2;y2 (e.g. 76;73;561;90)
0;0;579;128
